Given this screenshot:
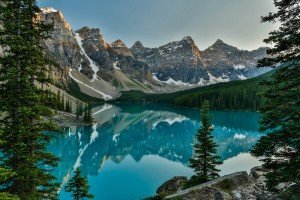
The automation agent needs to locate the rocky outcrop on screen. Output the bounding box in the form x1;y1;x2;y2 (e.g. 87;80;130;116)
37;8;86;72
157;176;188;196
150;167;280;200
111;39;133;57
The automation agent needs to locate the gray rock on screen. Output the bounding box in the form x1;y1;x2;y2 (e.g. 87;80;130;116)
156;176;188;195
163;169;281;200
250;166;266;179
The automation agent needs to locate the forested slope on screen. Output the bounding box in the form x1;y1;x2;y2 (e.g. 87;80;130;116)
116;70;275;111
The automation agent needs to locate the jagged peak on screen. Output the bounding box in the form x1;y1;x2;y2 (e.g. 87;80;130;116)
40;7;58;14
111;39;127;48
182;36;194;42
132;41;144;48
208;39;233;50
215;39;225;44
39;7;72;31
76;27;102;39
77;26;100;33
211;39;229;47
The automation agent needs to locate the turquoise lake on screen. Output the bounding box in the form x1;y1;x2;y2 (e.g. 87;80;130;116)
48;103;264;200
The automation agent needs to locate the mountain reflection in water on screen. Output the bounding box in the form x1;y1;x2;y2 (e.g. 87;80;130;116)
48;103;263;200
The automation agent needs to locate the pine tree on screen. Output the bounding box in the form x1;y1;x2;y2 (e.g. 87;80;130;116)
251;0;300;194
0;1;59;199
83;103;93;125
0;167;19;200
0;132;19;200
65;99;72;113
257;0;299;67
188;100;222;186
61;94;65;111
64;168;94;200
56;90;61;110
251;65;300;191
79;102;84;116
76;101;83;120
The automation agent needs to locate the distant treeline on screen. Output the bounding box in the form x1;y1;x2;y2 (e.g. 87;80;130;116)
115;70;274;111
172;78;265;110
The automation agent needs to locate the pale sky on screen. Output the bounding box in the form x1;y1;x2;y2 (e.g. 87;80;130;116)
38;0;279;50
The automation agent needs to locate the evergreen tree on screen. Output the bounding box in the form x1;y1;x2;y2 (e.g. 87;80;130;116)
64;168;94;200
56;90;61;110
65;99;72;113
0;132;19;200
83;103;93;125
188;100;222;186
251;0;300;195
79;102;84;116
257;0;299;67
0;168;19;200
76;101;83;120
61;94;65;111
0;1;59;199
251;65;300;191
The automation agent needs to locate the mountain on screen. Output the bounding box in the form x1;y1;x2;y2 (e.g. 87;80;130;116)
0;7;271;101
202;39;270;80
37;8;156;100
131;37;270;86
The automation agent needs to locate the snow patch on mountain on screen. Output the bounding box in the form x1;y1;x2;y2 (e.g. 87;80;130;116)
75;33;99;81
197;78;206;86
233;64;246;70
113;61;121;70
208;72;230;84
238;74;247;80
152;74;193;86
69;69;113;100
41;7;58;14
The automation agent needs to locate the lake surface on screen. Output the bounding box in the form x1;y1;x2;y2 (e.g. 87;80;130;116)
48;103;264;200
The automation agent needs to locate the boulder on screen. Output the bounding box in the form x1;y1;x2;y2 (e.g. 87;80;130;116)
164;172;254;200
250;166;266;179
161;168;282;200
156;176;188;196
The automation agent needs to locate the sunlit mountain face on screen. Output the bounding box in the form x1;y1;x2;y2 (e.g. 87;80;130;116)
48;103;263;200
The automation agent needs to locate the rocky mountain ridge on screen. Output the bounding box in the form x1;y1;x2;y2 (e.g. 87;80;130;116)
0;7;271;100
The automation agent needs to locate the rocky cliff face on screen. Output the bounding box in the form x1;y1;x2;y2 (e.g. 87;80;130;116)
202;39;270;81
37;8;155;100
75;27;151;83
18;7;271;100
131;36;209;85
37;8;85;71
131;36;203;68
131;37;270;85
